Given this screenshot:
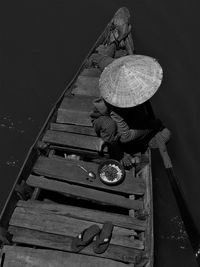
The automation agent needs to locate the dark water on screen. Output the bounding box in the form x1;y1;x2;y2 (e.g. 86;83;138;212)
1;0;200;266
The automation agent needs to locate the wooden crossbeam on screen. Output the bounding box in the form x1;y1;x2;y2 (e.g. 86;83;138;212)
71;76;100;96
9;226;142;264
42;130;105;152
33;156;145;195
17;200;146;231
9;206;144;249
27;175;144;210
2;245;129;267
50;123;97;136
57;95;95;126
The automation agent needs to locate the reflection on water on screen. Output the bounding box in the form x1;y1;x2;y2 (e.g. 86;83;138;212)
167;216;188;249
0;116;34;134
0;115;35;168
0;113;46;212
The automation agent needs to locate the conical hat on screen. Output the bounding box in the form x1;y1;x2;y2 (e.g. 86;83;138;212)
99;55;163;108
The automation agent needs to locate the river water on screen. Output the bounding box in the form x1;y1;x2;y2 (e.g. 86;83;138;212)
1;0;200;266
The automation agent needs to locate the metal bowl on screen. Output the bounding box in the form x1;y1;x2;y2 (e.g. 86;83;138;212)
98;159;125;186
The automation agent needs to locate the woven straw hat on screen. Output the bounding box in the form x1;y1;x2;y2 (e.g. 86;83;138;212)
99;55;163;108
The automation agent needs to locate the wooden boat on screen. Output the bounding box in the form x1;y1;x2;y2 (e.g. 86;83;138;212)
0;8;154;267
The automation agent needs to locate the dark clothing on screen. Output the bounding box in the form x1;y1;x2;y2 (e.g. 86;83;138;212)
90;98;162;143
90;98;163;157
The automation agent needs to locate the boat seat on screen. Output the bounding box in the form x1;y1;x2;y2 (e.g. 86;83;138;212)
2;245;130;267
26;175;143;211
42;130;107;152
9;226;142;264
71;74;100;97
49;95;105;152
14;200;146;231
57;95;95;126
32;156;145;195
50;123;97;136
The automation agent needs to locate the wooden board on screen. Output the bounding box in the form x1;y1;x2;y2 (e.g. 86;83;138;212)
9;226;141;264
27;175;144;210
42;130;106;152
33;156;145;195
72;76;100;97
142;150;153;267
17;200;146;231
2;245;129;267
9;206;144;249
56;109;92;126
50;123;97;136
57;95;95;126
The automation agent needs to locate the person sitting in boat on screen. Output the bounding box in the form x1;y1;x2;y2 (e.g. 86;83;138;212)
90;53;171;166
106;6;134;55
87;6;134;69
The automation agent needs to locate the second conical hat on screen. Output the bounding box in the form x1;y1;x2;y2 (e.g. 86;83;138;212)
99;55;163;108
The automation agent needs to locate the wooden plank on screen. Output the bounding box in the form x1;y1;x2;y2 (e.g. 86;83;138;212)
143;150;153;266
9;207;144;249
58;95;95;112
33;156;145;195
3;245;129;267
72;76;100;97
57;109;92;126
27;175;144;210
42;130;106;152
57;95;95;126
129;195;135;217
31;188;41;200
17;200;146;231
9;226;142;263
50;123;97;136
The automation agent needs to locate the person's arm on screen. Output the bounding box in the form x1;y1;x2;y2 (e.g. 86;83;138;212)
110;110;150;143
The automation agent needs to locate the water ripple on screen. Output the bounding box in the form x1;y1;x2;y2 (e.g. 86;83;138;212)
0;116;35;134
161;215;189;249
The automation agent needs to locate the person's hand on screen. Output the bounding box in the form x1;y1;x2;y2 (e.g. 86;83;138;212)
121;152;134;167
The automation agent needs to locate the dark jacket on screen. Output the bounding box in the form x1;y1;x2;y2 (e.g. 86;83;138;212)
90;98;154;144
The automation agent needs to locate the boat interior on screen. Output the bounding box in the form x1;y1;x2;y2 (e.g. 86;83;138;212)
0;8;153;267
